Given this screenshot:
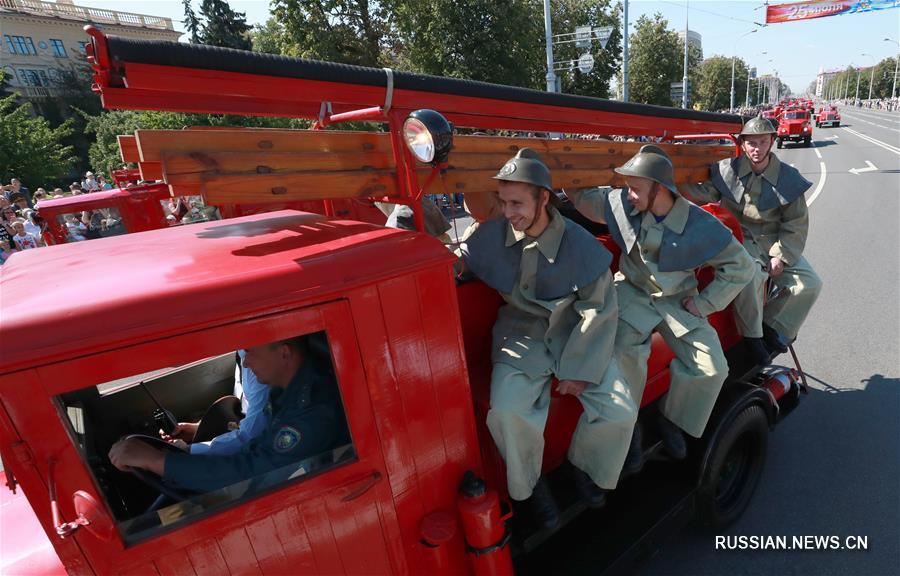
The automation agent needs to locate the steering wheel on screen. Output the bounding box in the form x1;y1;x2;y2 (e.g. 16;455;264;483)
121;435;191;503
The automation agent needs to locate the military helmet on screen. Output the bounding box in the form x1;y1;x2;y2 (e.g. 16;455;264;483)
493;148;553;191
740;116;776;137
614;144;677;193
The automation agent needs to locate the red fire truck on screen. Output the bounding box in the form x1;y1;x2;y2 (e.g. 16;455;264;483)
0;28;805;575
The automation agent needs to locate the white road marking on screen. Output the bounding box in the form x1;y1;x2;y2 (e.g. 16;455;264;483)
844;114;900;133
826;135;839;139
849;160;879;175
814;147;822;159
807;161;827;207
842;126;900;156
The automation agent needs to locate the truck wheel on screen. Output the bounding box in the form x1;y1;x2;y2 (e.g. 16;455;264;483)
804;137;811;147
835;122;840;127
696;405;768;529
776;138;783;149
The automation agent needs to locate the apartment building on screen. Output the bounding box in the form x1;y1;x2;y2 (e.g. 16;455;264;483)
1;0;181;100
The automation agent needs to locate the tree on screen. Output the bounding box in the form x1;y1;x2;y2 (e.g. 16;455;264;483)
183;0;251;50
626;13;682;106
694;55;749;112
393;0;545;87
183;0;201;43
0;78;77;187
273;0;392;66
549;0;622;98
251;17;285;54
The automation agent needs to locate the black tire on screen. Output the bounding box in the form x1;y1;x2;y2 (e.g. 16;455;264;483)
696;405;768;528
835;122;840;127
804;137;811;147
776;138;783;149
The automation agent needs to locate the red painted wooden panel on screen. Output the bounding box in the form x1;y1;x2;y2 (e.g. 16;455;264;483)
415;267;483;483
300;499;344;573
218;528;263;576
270;506;317;573
377;275;448;510
184;539;231;575
245;516;289;574
325;489;392;575
347;287;418;499
154;549;197;576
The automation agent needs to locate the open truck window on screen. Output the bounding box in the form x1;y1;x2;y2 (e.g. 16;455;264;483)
55;207;127;242
54;331;355;545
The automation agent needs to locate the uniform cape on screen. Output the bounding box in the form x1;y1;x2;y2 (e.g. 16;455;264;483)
709;156;812;212
462;216;612;300
603;188;732;272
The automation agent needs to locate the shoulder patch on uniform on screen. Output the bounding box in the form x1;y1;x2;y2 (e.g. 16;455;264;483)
273;426;301;453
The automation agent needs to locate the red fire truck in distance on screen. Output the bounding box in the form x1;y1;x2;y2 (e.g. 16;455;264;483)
0;28;805;576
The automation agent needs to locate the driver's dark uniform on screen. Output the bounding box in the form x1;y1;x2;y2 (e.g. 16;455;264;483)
162;360;348;493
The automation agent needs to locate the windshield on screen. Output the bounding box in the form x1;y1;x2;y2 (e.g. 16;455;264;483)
785;112;806;119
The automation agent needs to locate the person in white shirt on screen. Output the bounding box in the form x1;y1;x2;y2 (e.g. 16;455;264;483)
11;221;41;250
81;171;100;192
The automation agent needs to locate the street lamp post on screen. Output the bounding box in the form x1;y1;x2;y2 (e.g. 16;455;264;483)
747;50;766;107
885;38;899;100
855;66;861;102
862;53;876;101
542;0;557;93
731;29;758;111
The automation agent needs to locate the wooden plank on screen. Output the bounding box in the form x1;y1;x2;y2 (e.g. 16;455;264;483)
161;150;714;182
161;151;395;179
139;161;163;181
196;165;713;207
136;129;392;162
245;516;289;575
118;134;140;163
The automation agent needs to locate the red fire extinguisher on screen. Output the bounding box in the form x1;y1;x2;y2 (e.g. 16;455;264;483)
457;471;514;576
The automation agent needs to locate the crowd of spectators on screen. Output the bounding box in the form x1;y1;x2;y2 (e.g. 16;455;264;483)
0;171;119;264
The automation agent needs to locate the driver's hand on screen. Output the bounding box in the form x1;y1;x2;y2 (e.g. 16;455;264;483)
109;438;166;475
768;257;785;278
160;422;199;443
556;379;589;397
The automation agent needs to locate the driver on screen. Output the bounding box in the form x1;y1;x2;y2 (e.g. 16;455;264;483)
108;336;348;493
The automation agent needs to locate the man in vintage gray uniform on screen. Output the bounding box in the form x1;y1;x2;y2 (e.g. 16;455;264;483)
567;145;754;462
685;117;821;355
460;149;637;529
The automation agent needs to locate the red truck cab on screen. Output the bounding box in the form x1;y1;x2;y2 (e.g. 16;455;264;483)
815;105;841;128
776;108;814;148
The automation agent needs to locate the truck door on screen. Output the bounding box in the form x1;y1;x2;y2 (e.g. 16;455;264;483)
6;301;403;575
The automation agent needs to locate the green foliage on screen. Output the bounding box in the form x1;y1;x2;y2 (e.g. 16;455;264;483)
626;13;682;106
251;17;285;54
183;0;251;50
537;0;622;97
183;0;201;43
694;55;749;111
0;87;77;187
272;0;391;66
393;0;543;87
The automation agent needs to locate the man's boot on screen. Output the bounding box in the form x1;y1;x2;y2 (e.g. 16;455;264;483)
745;337;772;367
762;323;788;354
526;476;560;530
621;422;644;476
657;413;687;460
573;467;608;509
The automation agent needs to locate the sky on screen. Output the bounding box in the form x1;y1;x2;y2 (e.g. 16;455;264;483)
75;0;900;94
